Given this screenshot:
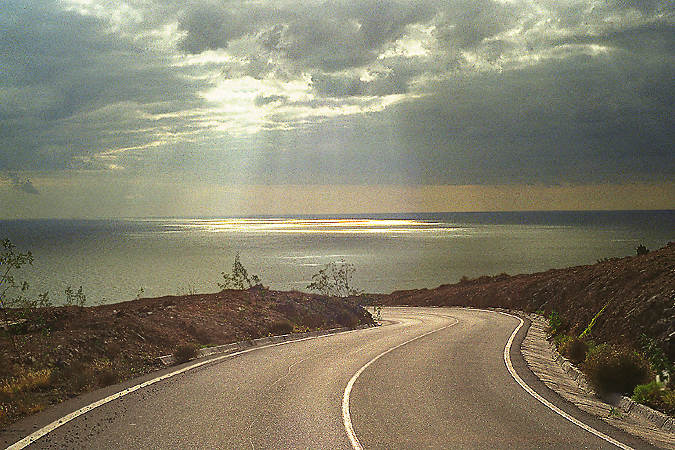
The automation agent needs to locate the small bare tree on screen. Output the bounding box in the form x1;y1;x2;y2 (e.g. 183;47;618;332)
1;240;34;349
218;253;261;290
306;259;362;297
0;239;33;312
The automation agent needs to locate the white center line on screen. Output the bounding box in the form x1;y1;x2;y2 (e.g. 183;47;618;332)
341;317;459;449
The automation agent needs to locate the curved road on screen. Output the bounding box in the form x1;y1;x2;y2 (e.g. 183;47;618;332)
5;307;655;449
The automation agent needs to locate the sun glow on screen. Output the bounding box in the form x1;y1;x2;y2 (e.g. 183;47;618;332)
167;218;465;235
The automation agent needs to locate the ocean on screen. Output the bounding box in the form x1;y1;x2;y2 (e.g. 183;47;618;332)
1;211;673;305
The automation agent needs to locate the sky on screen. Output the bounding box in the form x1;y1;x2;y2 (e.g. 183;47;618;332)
0;0;673;218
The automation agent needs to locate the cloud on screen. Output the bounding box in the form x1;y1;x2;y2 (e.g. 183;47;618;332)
176;0;437;72
254;94;288;107
0;0;209;172
434;0;519;49
0;0;672;202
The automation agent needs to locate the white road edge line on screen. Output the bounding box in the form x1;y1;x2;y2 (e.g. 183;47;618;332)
342;318;460;450
343;308;633;450
6;327;373;450
492;309;633;450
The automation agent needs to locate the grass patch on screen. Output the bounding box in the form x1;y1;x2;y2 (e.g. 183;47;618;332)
632;381;675;416
558;336;589;365
0;368;52;427
0;369;52;397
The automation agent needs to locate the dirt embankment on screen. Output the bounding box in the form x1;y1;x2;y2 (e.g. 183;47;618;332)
0;288;373;428
368;243;675;360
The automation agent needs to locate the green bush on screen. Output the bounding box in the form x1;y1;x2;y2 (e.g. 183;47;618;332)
583;344;652;395
547;311;564;335
268;320;294;335
173;344;199;364
632;381;675;415
64;286;87;307
636;244;649;255
639;334;673;375
559;336;589;365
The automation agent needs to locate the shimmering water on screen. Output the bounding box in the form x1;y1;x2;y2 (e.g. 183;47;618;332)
1;211;673;305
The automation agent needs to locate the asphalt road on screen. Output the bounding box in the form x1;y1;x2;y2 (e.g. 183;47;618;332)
6;307;655;449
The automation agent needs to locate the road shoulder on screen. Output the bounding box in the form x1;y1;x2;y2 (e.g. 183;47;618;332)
520;313;675;449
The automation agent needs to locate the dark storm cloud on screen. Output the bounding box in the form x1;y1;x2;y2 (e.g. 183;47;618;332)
178;0;436;72
389;52;674;184
310;68;412;97
1;0;673;190
434;0;519;49
0;0;208;171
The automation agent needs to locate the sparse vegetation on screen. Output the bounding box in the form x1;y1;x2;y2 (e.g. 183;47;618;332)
268;319;294;335
639;334;673;378
636;244;649;255
218;253;261;290
582;344;652;395
0;239;54;345
0;369;52;397
306;259;362;297
632;381;675;415
1;239;33;342
558;336;589;365
64;285;87;307
0;239;33;309
546;311;564;336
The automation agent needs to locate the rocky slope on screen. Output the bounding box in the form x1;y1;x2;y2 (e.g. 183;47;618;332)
368;243;675;360
0;288;373;427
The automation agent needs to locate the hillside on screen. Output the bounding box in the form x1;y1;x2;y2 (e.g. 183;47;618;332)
0;288;373;427
369;243;675;360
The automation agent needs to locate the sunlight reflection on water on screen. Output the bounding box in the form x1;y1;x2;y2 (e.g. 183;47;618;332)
172;218;452;234
2;211;672;304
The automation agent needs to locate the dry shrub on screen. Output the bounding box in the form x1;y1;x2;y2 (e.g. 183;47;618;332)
0;368;52;423
90;359;119;387
583;344;652;394
0;369;52;397
268;320;294;335
55;360;94;392
336;311;359;329
173;344;199;364
559;336;589;364
300;313;323;329
97;369;119;387
15;397;45;415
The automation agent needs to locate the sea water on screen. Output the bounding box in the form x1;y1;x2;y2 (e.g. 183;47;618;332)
1;211;673;305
